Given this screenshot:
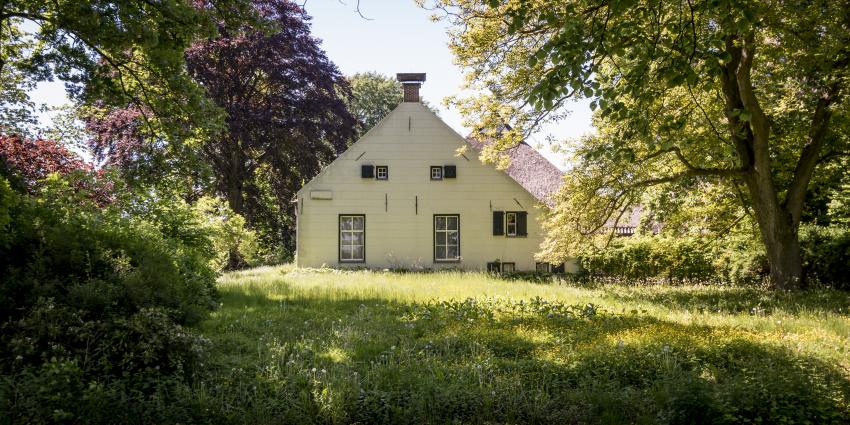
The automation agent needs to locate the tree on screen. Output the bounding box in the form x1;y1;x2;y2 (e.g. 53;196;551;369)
347;72;402;139
184;0;355;262
0;0;255;139
431;0;850;289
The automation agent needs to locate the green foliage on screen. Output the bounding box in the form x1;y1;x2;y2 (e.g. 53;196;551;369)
0;176;17;246
151;267;849;424
577;236;719;284
195;196;260;270
0;172;218;422
346;72;403;139
431;0;850;288
800;224;850;290
576;227;849;288
0;0;257;140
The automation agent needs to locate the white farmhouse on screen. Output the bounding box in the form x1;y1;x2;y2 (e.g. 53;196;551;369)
295;73;570;272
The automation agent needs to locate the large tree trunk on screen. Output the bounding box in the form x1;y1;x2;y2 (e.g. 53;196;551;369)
748;190;803;289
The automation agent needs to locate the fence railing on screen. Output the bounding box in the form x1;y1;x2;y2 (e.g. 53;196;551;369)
613;226;635;236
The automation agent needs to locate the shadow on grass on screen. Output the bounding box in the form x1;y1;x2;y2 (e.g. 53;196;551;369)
189;281;850;424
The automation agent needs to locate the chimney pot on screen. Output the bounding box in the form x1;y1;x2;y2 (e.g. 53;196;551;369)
397;73;426;102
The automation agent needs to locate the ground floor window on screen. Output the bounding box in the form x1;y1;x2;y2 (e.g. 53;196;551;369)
536;262;550;273
339;215;365;262
434;214;459;261
500;262;515;273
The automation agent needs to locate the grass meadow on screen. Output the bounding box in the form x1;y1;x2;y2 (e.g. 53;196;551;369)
193;266;850;424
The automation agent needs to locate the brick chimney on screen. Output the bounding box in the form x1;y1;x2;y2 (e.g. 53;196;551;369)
396;73;426;102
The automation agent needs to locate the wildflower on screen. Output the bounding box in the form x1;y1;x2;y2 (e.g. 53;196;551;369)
312;367;317;373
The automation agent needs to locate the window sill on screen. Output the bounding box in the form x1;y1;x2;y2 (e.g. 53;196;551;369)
434;259;461;263
339;260;366;263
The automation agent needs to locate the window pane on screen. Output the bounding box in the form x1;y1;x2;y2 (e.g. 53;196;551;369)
352;216;364;230
446;216;458;230
436;231;447;245
446;245;458;259
353;232;364;246
352;245;364;260
447;231;458;245
341;217;352;230
435;246;446;260
435;216;446;230
341;245;353;259
341;232;354;244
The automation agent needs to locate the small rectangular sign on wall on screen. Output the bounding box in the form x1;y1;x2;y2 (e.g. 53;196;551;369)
310;190;333;200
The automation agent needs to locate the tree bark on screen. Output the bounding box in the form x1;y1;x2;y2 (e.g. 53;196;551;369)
744;177;803;289
720;31;807;289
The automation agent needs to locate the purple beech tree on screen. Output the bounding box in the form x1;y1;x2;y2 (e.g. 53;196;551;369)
90;0;355;264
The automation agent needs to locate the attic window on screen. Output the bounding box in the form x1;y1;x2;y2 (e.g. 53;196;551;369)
376;166;388;180
444;165;456;178
430;166;443;180
506;212;518;236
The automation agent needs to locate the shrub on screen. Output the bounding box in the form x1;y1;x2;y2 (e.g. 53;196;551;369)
0;172;218;423
799;224;850;289
578;236;718;284
195;196;260;270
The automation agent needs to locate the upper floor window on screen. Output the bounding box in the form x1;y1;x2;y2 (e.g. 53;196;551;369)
430;166;443;180
506;212;518;236
376;166;388;180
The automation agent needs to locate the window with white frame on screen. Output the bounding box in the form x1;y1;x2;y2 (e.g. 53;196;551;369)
501;262;515;273
376;166;388;180
434;215;459;261
339;215;365;262
506;212;518;236
536;262;551;273
430;166;443;180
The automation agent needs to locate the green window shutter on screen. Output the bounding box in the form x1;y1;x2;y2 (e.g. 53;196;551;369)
493;211;504;235
361;165;374;178
517;212;528;236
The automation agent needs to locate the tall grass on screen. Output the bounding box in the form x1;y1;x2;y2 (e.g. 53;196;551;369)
195;266;850;424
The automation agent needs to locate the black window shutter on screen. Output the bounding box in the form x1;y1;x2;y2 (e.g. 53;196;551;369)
361;165;374;178
493;211;504;235
517;212;528;236
444;165;456;178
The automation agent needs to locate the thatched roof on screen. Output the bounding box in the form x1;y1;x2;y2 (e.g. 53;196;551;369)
466;137;564;206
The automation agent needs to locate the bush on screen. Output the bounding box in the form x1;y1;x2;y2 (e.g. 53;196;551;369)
800;224;850;289
578;236;718;284
577;226;850;288
195;196;260;270
0;172;218;423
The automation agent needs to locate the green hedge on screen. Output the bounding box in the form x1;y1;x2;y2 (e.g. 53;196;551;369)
577;225;849;288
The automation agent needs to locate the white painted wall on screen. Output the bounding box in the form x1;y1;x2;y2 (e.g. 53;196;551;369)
295;102;567;271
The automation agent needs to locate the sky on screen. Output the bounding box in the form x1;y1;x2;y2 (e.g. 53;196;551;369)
28;0;594;168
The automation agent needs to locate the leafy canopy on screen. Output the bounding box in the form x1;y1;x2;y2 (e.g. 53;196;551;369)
0;0;256;138
430;0;850;287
